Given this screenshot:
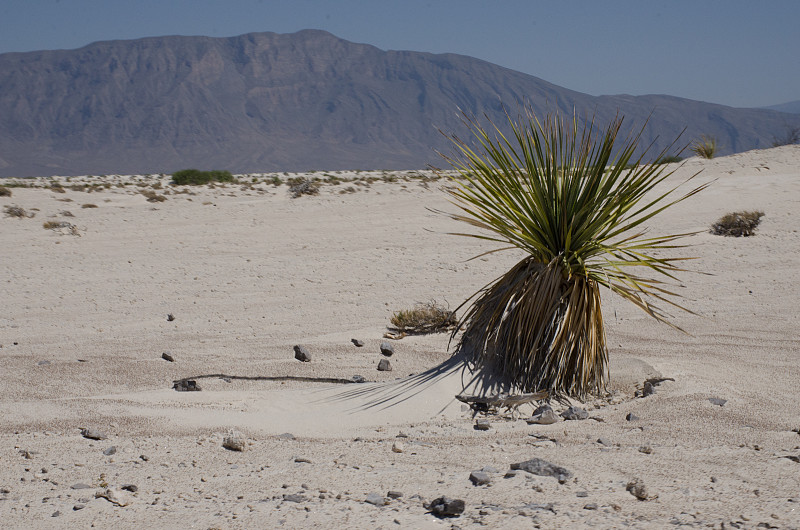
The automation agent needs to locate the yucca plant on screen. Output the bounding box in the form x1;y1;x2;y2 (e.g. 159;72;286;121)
437;109;707;399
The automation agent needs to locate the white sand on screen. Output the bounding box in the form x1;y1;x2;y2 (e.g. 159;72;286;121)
1;147;799;528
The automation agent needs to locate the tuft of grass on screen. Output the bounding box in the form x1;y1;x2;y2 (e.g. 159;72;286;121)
0;185;11;197
710;210;764;237
691;136;717;159
288;177;320;198
140;190;167;202
390;301;457;334
3;205;34;218
171;169;235;186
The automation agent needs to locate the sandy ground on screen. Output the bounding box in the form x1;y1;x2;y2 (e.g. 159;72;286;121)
1;147;799;529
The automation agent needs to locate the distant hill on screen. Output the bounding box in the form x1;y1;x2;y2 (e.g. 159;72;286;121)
765;100;800;114
1;29;798;177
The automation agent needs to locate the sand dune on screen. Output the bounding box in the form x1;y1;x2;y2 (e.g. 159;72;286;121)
1;147;799;528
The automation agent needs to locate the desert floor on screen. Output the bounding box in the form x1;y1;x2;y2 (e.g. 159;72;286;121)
1;147;799;529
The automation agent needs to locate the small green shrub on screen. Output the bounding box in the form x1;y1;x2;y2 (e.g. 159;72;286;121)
0;185;11;197
692;136;717;159
171;169;235;186
711;211;764;237
389;301;457;335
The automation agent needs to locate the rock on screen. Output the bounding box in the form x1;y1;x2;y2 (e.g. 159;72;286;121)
351;375;366;383
139;454;149;461
161;352;175;362
561;406;588;421
708;397;727;407
527;409;560;425
597;438;611;446
166;313;175;322
120;484;138;493
626;478;654;500
222;430;246;452
277;433;296;440
293;345;311;362
626;412;639;421
430;496;465;518
639;445;653;454
365;492;386;506
173;379;201;391
71;483;92;490
52;511;61;517
282;494;307;503
96;487;133;506
469;471;491;486
391;442;404;453
73;504;85;511
510;458;573;484
387;491;403;499
351;339;365;347
584;503;599;510
474;418;491;431
80;428;107;440
481;465;499;473
379;342;394;356
377;359;392;371
37;360;51;366
103;446;117;456
294;456;312;463
642;381;656;397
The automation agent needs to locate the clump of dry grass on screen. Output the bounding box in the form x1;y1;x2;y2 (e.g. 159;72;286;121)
691;135;717;159
3;205;34;218
389;301;457;335
288;177;320;198
140;190;167;202
0;185;11;197
710;210;764;237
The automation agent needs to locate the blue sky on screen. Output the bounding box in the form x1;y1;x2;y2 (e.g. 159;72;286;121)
1;0;797;108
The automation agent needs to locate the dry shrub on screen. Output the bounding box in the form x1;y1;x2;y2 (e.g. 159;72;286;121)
3;205;34;218
710;211;764;237
140;190;167;202
0;185;11;197
288;177;320;198
389;301;457;335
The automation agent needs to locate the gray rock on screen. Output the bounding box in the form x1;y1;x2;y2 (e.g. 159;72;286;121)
283;494;307;503
510;458;573;484
639;445;653;454
37;360;51;366
173;379;201;391
70;483;92;490
351;339;365;347
52;511;60;517
379;342;394;356
103;446;117;456
469;471;491;486
430;496;465;518
120;484;138;492
222;430;246;452
708;397;727;407
561;406;588;421
166;313;175;322
481;466;499;474
72;504;85;511
527;409;560;425
642;381;655;397
277;432;296;440
365;492;386;506
474;418;491;431
377;358;392;371
294;456;312;463
626;412;639;421
96;487;133;506
387;491;403;499
293;345;311;362
584;503;598;510
80;428;107;440
351;375;366;383
161;352;175;362
597;438;611;446
391;441;404;453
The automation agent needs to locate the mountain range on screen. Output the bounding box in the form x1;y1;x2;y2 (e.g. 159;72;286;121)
1;29;798;177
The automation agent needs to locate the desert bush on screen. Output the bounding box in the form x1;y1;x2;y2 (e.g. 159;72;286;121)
0;185;11;197
288;177;320;198
390;301;458;335
691;136;717;159
171;169;235;186
3;205;34;218
710;210;764;237
439;108;707;399
140;190;167;202
50;183;66;193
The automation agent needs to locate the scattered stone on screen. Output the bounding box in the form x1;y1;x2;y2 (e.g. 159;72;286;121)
379;342;394;356
173;379;201;391
626;412;639;421
481;465;499;473
561;406;588;421
294;457;312;464
708;397;727;407
392;441;404;453
351;375;366;383
103;446;117;456
166;313;175;322
387;491;403;499
642;381;656;397
37;360;51;366
584;503;599;510
120;484;138;493
429;496;465;518
377;359;392;371
469;471;491;486
293;345;311;362
597;438;611;446
80;428;107;440
96;487;134;506
222;430;246;452
639;445;653;454
282;494;307;503
52;511;61;517
277;433;296;440
18;449;35;459
626;478;654;500
71;483;92;490
474;418;491;431
576;491;589;498
73;504;85;511
139;454;149;462
351;339;365;347
510;458;572;484
527;409;560;425
161;352;175;362
365;492;386;506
